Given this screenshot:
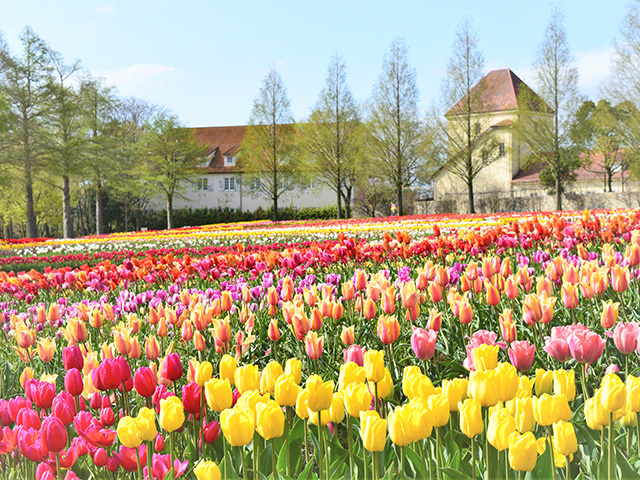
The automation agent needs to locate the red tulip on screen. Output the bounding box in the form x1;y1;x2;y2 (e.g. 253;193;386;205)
74;411;116;448
106;456;119;472
134;367;157;398
411;327;438;361
36;463;54;480
27;379;56;410
155;434;165;452
203;421;220;444
16;408;41;430
56;443;79;469
92;359;122;391
65;369;84;397
113;444;147;472
162;353;183;382
42;416;67;453
377;315;400;344
182;382;202;416
52;397;75;426
305;331;323;360
92;447;108;467
148;453;189;479
62;346;84;371
268;319;281;342
100;408;115;427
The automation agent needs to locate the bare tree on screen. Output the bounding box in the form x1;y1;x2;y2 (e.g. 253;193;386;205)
513;7;581;210
239;68;297;221
368;37;424;216
437;19;496;214
301;53;363;218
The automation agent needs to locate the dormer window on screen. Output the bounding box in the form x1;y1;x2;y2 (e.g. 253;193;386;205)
224;155;236;166
499;143;506;157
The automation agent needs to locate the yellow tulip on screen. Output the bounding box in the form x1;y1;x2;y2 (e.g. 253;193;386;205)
512;397;535;433
468;370;501;407
236;390;269;423
260;361;283;396
305;374;334;412
285;358;302;384
274;374;300;407
360;410;387;452
389;406;412;446
627;375;640;412
371;368;393;399
338;362;366;392
135;407;157;442
234;365;259;394
459;398;483;438
159;396;185;432
364;350;385;383
256;400;285;440
443;378;468;412
532;394;558;427
585;390;608;431
329;392;345;424
194;361;213;387
600;374;627;413
204;378;233;412
404;373;436;400
220;354;237;386
472;344;499;372
554;394;572;422
407;398;433;440
553;370;576;402
516;376;534;398
508;431;537;472
296;389;310;419
427;393;450;428
402;365;422;398
535;369;553;396
220;408;255;446
553;421;578;456
497;362;518;402
194;460;221;480
343;382;373;418
487;408;516;451
117;416;141;448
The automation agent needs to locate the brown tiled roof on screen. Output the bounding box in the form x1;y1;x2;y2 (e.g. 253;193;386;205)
512;150;630;184
190;126;247;171
446;69;552;116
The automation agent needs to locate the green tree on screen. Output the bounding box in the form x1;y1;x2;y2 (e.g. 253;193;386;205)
301;53;363;219
0;27;53;238
513;7;581;210
437;19;497;214
46;49;84;238
79;76;121;235
368;37;424;216
239;68;297;222
140;113;206;230
570;99;628;192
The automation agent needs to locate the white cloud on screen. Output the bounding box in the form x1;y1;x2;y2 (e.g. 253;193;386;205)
93;4;115;14
100;64;178;95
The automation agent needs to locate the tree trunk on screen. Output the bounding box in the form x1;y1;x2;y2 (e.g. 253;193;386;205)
344;186;353;219
555;176;562;210
336;188;342;220
25;163;38;238
607;172;612;193
96;180;103;235
467;179;475;214
166;195;174;230
397;184;403;216
62;174;74;238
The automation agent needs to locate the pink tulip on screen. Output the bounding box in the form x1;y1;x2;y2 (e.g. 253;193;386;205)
543;337;572;363
568;330;605;364
463;330;507;370
343;345;365;367
614;322;639;355
411;328;438;361
508;340;535;372
605;364;621;375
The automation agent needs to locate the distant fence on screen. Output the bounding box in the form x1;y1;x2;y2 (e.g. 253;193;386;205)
415;190;640;215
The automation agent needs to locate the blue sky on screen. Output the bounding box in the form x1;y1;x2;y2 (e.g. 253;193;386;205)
0;0;630;127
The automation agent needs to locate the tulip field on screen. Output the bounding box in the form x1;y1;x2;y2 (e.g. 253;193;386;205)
3;210;640;480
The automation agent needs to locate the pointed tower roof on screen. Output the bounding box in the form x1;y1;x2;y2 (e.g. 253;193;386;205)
445;68;552;116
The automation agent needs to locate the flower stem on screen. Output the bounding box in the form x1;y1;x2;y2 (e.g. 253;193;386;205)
223;439;229;479
136;448;143;480
637;413;640;458
56;454;62;480
400;445;405;476
580;363;589;400
608;412;614;480
484;409;491;480
170;431;176;480
240;446;248;480
436;427;443;480
318;411;324;480
372;450;377;479
546;427;556;480
285;407;291;476
347;415;354;478
471;436;477;480
566;459;571;480
271;438;279;480
254;433;260;477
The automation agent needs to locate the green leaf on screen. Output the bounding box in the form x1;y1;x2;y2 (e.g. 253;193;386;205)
440;467;471;480
297;460;318;480
531;446;551;480
405;445;426;479
328;453;348;478
616;450;640;480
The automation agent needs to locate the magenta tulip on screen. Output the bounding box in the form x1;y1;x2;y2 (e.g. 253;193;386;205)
134;367;157;398
42;416;68;453
62;346;84;371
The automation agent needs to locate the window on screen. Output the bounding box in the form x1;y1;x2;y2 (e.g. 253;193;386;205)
250;178;262;191
308;179;319;189
197;178;209;192
499;143;506;157
482;151;489;164
224;177;236;191
474;122;481;136
224;156;236;166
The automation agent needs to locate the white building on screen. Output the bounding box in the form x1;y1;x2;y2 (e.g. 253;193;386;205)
151;125;335;212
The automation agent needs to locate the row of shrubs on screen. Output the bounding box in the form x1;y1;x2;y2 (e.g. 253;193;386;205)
142;205;345;230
